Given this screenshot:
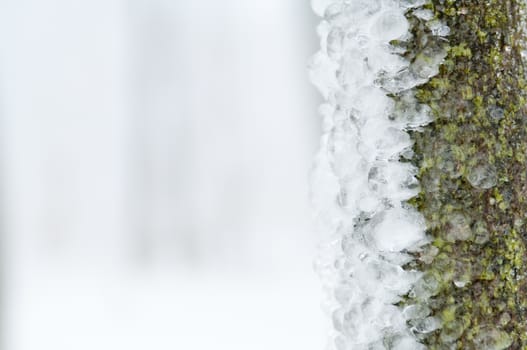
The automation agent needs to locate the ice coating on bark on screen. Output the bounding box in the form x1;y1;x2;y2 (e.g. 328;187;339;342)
310;0;447;348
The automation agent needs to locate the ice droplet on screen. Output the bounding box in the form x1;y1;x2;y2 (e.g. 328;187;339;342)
453;280;468;288
400;0;429;9
410;272;440;300
412;9;434;20
371;11;409;41
411;316;441;334
373;207;426;252
411;47;447;79
489;105;505;120
498;312;511;326
473;327;513;350
453;259;472;288
467;163;497;189
474;221;490;244
439;321;465;343
327;28;344;59
419;245;439;264
445;213;472;242
403;303;431;320
427;19;450;36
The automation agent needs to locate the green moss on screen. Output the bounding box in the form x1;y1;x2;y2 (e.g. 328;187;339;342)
450;43;472;58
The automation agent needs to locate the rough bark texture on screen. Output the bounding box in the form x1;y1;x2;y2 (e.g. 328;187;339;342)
402;0;527;348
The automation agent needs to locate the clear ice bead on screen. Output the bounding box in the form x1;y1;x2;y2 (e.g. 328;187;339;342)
371;11;409;41
466;163;497;190
473;327;512;350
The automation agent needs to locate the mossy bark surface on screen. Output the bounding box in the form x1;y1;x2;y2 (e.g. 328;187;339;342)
402;0;527;348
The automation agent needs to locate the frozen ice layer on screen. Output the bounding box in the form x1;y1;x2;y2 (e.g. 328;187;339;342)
310;0;448;349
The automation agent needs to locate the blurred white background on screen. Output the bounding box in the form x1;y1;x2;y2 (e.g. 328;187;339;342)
0;0;324;349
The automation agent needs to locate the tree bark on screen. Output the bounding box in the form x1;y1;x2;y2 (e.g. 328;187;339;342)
405;1;527;348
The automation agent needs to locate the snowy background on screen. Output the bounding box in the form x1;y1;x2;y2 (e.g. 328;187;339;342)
0;0;325;349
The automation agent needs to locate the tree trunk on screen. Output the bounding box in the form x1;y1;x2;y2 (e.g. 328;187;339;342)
405;1;527;348
311;0;527;349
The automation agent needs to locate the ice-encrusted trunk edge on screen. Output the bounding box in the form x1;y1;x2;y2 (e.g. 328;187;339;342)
309;0;446;349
